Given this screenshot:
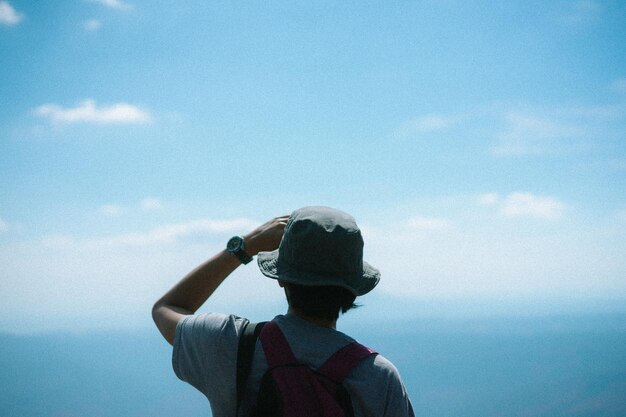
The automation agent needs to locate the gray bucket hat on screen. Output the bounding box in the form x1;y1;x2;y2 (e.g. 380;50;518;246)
257;206;380;296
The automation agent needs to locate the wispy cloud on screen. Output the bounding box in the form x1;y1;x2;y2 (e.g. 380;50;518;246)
35;99;152;124
98;204;124;217
407;215;451;231
140;197;162;211
501;192;566;220
45;218;258;248
100;219;256;246
477;193;500;206
395;113;456;138
83;19;102;31
98;198;162;217
0;0;23;26
393;100;623;158
89;0;132;11
491;111;583;157
475;192;566;220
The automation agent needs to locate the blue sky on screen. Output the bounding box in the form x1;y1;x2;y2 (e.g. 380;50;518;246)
1;0;625;333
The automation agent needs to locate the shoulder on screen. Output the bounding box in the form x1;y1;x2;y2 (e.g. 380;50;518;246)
353;351;403;383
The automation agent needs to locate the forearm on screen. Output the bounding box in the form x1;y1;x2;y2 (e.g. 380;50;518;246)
151;249;242;344
153;249;241;314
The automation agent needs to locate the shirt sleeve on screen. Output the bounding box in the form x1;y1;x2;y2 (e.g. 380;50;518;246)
172;313;247;404
347;353;415;417
380;357;415;417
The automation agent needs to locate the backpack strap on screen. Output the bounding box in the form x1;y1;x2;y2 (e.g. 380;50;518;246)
316;342;377;383
260;321;376;383
258;321;297;368
236;320;267;414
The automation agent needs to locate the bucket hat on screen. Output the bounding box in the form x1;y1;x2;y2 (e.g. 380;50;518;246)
257;206;380;296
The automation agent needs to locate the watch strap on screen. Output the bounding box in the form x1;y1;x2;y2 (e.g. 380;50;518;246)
234;248;253;265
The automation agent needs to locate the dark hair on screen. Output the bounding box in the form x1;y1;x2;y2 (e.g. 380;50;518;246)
284;283;359;321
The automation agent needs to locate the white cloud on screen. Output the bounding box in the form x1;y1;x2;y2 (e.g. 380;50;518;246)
477;193;500;206
491;111;583;156
396;113;455;137
0;1;23;26
140;197;162;211
90;0;132;11
476;191;565;220
407;215;451;231
83;19;102;31
0;218;8;232
89;218;257;247
98;204;124;217
98;198;162;218
501;192;566;220
35;99;152;124
39;217;257;251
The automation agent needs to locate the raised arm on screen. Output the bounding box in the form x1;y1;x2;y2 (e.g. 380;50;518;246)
152;215;288;345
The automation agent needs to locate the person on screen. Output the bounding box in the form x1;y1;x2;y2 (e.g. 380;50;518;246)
152;206;415;417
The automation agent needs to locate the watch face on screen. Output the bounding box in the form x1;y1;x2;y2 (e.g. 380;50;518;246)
227;236;243;252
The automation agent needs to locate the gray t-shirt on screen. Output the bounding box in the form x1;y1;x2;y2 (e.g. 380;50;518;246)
173;312;414;417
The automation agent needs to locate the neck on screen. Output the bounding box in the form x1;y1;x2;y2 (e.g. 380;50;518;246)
287;307;337;329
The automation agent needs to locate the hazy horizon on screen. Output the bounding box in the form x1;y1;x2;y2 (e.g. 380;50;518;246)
3;291;625;335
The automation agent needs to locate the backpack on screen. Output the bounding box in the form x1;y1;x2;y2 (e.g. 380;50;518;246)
236;320;377;417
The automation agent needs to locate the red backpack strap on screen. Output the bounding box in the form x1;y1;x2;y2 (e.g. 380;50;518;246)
258;321;297;368
316;342;377;383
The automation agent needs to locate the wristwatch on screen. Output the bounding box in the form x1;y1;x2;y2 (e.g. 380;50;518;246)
226;236;253;265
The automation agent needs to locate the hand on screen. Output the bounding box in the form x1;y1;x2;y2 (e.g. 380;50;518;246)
244;215;289;256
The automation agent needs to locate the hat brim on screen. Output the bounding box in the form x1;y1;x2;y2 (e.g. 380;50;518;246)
257;249;380;296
